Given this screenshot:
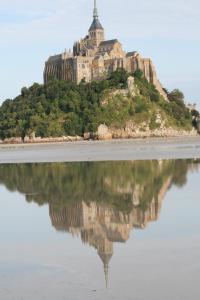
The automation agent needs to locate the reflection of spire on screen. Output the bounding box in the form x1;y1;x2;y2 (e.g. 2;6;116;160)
98;252;112;288
104;261;109;288
98;239;113;289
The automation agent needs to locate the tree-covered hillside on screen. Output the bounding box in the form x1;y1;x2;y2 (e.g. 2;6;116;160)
0;69;194;140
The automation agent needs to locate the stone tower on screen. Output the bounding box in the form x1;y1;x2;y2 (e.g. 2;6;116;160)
88;0;105;47
44;0;168;99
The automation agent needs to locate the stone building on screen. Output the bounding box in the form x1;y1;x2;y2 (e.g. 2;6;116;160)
44;1;167;99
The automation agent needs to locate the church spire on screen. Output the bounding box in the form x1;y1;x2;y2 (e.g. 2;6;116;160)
93;0;98;19
89;0;104;46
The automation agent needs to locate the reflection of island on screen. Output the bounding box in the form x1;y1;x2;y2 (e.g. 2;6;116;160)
49;176;171;286
0;159;199;286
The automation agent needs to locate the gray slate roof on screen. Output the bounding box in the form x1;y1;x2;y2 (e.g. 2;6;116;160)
48;54;62;62
89;18;104;31
99;39;118;46
126;51;138;57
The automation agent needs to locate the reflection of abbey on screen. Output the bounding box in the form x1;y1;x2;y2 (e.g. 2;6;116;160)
49;175;171;287
44;0;167;99
0;160;199;287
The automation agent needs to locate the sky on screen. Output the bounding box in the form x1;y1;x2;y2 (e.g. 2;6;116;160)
0;0;200;107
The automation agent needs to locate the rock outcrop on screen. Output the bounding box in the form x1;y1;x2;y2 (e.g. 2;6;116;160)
96;124;112;140
1;135;83;144
95;123;197;140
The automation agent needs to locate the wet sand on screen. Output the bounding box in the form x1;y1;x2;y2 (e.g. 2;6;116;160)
0;136;200;163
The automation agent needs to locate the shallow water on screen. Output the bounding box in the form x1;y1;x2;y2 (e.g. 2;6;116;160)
0;160;200;300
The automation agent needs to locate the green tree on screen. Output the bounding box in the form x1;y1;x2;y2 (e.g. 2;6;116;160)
168;89;184;105
133;69;144;80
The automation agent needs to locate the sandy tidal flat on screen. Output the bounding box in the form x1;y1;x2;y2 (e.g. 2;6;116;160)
0;136;200;163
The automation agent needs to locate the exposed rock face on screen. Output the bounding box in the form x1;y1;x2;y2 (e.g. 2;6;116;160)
83;132;91;140
127;76;137;97
97;124;112;140
2;136;83;144
95;122;197;140
110;123;197;139
1;137;23;144
126;53;168;100
1;127;196;145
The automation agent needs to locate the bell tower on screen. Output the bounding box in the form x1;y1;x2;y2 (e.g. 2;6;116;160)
88;0;105;47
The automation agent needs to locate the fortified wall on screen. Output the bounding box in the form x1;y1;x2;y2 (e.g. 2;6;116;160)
44;1;168;100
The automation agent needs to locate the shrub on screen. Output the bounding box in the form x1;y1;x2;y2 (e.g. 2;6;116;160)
134;96;148;113
134;69;144;80
149;91;160;102
108;68;129;88
64;113;82;136
168;89;184;106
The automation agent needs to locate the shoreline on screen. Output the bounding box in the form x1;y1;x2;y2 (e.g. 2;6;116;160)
0;127;198;146
0;129;198;147
0;136;200;164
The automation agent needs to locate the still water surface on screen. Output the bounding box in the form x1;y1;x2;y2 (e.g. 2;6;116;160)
0;160;200;300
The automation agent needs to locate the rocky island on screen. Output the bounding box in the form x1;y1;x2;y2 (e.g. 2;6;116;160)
0;0;199;144
0;68;199;144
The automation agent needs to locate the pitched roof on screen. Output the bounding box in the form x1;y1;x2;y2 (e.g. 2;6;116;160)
99;39;118;46
48;54;62;62
126;51;138;57
89;18;104;31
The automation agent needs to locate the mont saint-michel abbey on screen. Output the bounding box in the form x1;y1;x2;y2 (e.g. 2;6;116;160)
44;1;167;99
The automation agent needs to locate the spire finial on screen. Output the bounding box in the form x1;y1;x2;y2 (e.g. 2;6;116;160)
93;0;98;19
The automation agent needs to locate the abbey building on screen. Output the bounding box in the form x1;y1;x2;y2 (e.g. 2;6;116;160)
44;0;167;99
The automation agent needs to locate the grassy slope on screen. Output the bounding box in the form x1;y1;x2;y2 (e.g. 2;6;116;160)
100;78;192;131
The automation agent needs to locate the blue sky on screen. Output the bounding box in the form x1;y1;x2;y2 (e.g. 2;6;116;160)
0;0;200;107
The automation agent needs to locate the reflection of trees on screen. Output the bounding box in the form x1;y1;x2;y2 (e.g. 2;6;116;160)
0;159;199;287
0;160;198;213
